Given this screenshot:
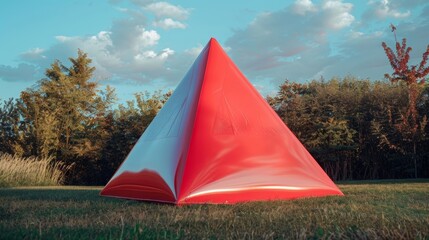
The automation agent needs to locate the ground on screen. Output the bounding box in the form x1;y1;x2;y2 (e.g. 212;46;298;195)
0;179;428;239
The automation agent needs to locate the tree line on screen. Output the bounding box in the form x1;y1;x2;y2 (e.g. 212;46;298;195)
268;78;428;180
0;50;170;184
1;37;428;183
268;35;429;180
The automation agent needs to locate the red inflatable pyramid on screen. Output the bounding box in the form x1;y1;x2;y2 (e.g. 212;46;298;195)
101;38;343;204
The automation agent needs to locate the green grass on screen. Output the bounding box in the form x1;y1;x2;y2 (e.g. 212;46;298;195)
0;180;428;239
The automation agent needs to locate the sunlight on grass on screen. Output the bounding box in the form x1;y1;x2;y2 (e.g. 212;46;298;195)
0;180;428;239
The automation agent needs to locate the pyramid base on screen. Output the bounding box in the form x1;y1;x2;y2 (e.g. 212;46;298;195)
177;187;344;205
100;170;176;203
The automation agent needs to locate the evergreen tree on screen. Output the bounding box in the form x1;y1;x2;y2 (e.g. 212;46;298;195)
18;50;116;183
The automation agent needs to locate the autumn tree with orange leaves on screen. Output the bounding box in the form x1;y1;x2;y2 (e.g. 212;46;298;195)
381;24;429;178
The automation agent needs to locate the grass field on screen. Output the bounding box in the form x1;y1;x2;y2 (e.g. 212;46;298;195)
0;180;428;239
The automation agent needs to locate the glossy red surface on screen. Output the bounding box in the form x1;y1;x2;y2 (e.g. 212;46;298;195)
100;170;176;203
101;38;344;204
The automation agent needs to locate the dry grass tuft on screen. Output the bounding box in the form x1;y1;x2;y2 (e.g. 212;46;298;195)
0;153;68;187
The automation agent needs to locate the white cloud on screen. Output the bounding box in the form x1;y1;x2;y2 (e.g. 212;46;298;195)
6;0;427;100
376;0;410;18
349;30;364;39
20;48;46;61
134;48;174;62
109;19;160;55
12;5;185;85
322;1;355;29
293;0;317;15
364;0;411;20
48;29;174;82
184;45;204;57
145;2;190;20
224;0;429;97
137;28;160;47
1;0;194;88
153;18;186;29
226;0;356;81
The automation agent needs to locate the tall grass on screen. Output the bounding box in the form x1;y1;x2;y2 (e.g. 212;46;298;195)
0;153;67;187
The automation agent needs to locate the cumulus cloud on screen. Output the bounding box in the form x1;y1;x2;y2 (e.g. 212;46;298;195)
142;2;189;30
293;0;317;15
225;0;356;85
224;0;429;98
133;48;174;67
153;18;186;29
375;0;410;18
20;48;46;62
322;0;355;29
185;45;204;57
4;1;193;86
144;2;190;20
44;28;175;83
364;0;411;21
4;0;428;100
108;20;160;55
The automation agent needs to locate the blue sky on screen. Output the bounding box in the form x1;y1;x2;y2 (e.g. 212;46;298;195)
1;0;428;102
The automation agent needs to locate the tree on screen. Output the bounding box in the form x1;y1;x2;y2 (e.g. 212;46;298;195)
97;91;170;184
18;50;116;183
267;80;314;142
381;25;429;178
24;50;102;156
267;77;429;179
307;117;357;180
269;78;360;180
0;98;21;154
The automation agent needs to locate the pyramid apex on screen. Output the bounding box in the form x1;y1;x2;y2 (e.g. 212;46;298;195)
208;37;220;47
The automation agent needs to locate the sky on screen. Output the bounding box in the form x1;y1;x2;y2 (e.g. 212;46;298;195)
1;0;428;102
